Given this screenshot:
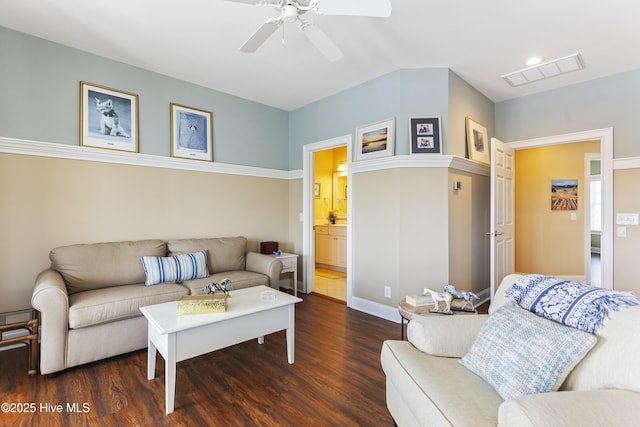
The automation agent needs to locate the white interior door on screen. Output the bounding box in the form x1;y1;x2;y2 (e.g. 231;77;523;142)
490;137;515;298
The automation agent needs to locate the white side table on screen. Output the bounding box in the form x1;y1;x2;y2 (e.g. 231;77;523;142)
270;252;298;296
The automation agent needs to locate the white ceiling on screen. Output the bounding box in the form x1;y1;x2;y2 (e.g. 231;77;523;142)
2;0;639;111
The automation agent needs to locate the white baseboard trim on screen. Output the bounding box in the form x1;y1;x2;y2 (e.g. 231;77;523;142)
350;296;403;324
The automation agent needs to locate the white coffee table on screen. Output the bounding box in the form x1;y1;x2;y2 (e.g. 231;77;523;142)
140;285;302;414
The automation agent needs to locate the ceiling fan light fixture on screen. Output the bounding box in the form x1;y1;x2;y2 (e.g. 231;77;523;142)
283;4;298;22
229;0;391;60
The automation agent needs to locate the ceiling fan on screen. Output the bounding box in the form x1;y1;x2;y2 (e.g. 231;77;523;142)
226;0;392;61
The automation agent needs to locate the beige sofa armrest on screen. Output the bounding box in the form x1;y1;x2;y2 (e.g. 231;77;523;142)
31;269;70;374
245;252;283;289
407;314;488;357
499;389;640;427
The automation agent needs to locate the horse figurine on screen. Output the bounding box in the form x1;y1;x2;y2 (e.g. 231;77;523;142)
423;288;453;313
443;284;479;311
204;278;231;296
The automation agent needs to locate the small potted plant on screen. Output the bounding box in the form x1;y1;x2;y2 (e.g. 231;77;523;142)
328;211;336;224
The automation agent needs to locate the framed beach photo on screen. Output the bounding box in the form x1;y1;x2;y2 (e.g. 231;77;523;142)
354;117;395;162
170;103;213;161
410;116;442;154
80;82;138;152
465;116;490;165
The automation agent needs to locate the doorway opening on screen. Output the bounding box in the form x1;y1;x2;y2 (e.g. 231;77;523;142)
506;128;613;291
302;135;353;306
313;146;348;302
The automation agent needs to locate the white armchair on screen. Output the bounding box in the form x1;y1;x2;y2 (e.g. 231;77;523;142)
381;274;640;426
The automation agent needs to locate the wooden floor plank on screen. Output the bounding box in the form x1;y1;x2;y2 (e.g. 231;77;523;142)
0;294;399;426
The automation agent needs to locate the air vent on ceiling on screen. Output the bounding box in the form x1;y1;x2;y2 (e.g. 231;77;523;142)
502;53;585;87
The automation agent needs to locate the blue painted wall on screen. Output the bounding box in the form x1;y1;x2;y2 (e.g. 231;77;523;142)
288;68;449;169
447;70;494;159
495;68;640;159
0;26;290;169
6;24;640;169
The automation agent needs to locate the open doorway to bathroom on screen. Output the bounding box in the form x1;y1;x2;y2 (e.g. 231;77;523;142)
312;146;348;303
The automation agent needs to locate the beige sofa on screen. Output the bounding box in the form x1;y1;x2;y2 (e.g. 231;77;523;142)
31;236;283;375
381;273;640;426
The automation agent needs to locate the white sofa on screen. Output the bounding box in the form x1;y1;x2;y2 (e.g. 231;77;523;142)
381;274;640;426
32;236;283;375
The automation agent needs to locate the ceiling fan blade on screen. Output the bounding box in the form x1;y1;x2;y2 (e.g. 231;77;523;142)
240;20;280;53
300;23;344;62
315;0;392;17
224;0;277;5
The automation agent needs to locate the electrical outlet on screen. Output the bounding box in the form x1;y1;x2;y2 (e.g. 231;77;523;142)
384;286;391;298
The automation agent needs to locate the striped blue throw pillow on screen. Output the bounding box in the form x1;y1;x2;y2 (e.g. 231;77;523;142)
141;249;209;286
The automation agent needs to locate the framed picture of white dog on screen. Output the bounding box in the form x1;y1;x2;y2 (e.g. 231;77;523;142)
170;103;213;162
80;81;139;152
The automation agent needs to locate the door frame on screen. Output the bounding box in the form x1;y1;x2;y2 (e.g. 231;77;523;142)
584;152;601;285
509;127;613;289
302;134;353;304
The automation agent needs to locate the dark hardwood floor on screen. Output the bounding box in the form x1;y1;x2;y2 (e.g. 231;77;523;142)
0;294;399;426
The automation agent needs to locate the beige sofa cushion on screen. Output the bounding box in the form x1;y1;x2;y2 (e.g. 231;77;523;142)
381;340;502;426
498;389;640;427
50;240;166;295
407;313;488;358
68;283;188;329
563;304;640;392
167;237;247;273
180;271;270;295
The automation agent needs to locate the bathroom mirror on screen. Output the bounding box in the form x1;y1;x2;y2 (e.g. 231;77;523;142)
333;171;348;218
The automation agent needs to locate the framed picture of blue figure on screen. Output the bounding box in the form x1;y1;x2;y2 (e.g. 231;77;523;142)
170;103;213;161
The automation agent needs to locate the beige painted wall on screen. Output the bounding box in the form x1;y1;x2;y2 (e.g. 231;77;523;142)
0;153;291;312
352;167;449;304
287;178;303;276
9;147;635;317
514;141;600;276
448;71;495;159
613;168;640;294
448;170;490;294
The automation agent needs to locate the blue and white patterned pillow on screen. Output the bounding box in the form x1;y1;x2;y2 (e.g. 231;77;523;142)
460;302;597;400
141;249;209;286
